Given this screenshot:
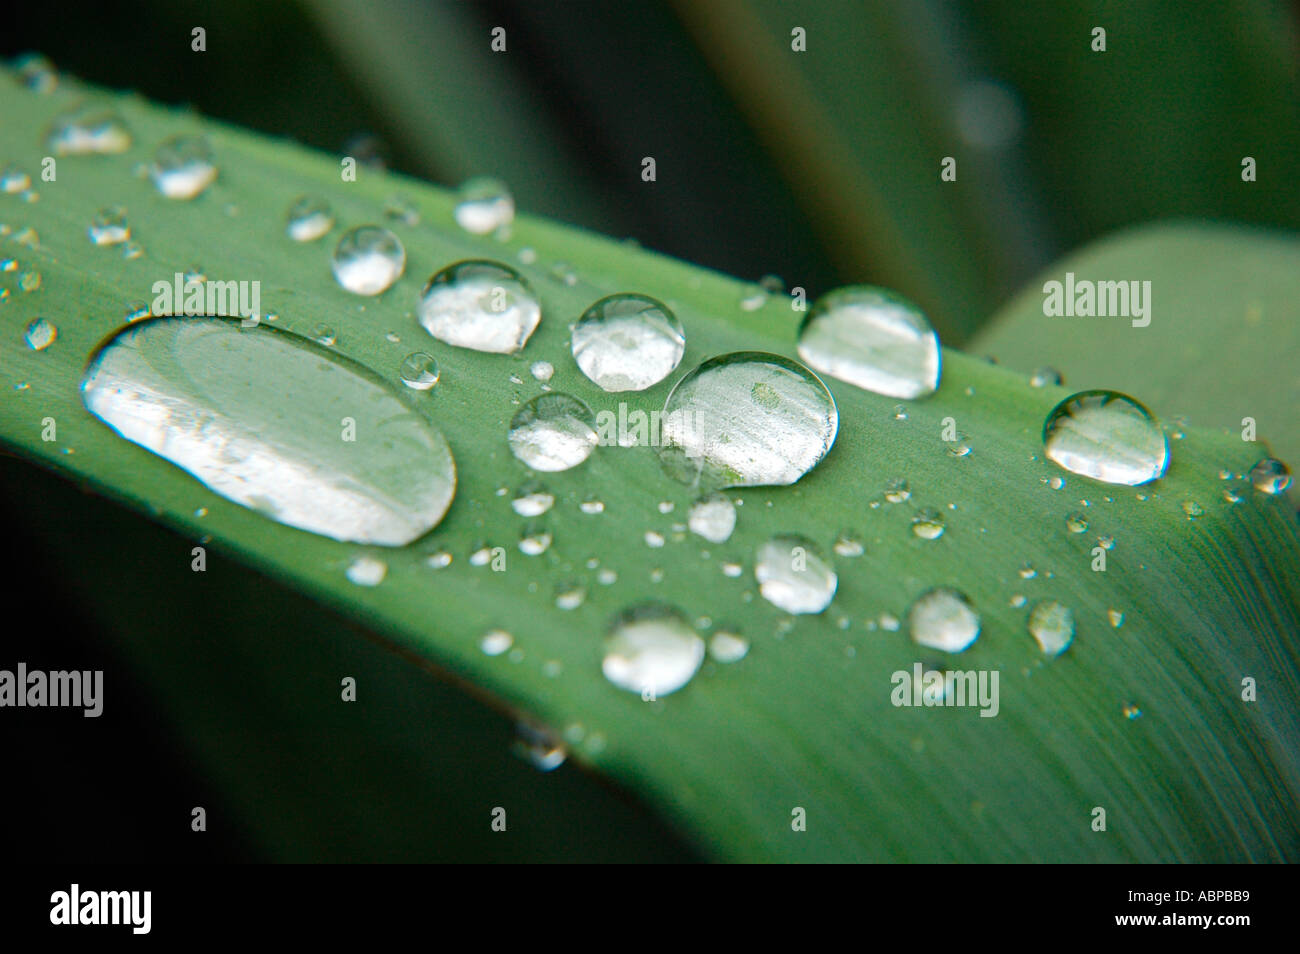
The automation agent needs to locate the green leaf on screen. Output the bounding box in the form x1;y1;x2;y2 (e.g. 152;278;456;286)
3;72;1297;861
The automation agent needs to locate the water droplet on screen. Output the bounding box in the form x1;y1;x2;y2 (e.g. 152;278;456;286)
383;194;419;226
1018;563;1038;580
311;324;337;347
82;318;455;545
754;535;837;614
0;165;31;194
910;508;945;539
480;629;513;656
687;492;736;543
644;530;666;548
945;434;972;457
418;260;540;353
508;393;598;471
833;530;864;557
1027;600;1074;656
15;52;58;92
1029;366;1063;388
398;351;440;390
579;495;605;514
1122;703;1142;721
345;555;387;586
285;196;334;242
45;108;132;155
513;721;566;771
555;582;586;610
657;352;837;490
454;177;514;235
121;239;144;260
150;136;217;199
1182;500;1204;518
721;560;743;578
572;294;685;392
1043;390;1169;486
908;587;980;653
597;567;618;585
657;500;675;514
511;480;554;517
1222;486;1243;504
884;477;911;503
1097;535;1115;551
518;523;553;555
602;604;705;697
797;286;940;399
530;360;554;382
1009;594;1027;609
125;301;151;323
0;257;16;272
709;629;749;663
88;206;129;245
426;549;452;569
1066;513;1089;533
331;226;405;295
18;269;40;292
1108;608;1124;628
469;544;494;567
739;284;768;311
1248;458;1292;495
23;317;56;350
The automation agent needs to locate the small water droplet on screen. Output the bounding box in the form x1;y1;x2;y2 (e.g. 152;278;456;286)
1018;563;1037;580
884;477;911;503
331;226;405;295
797;286;940;399
23;317;56;350
1066;513;1089;533
687;493;736;543
15;52;58;92
1122;703;1142;721
754;535;837;614
511;480;554;517
1027;600;1074;656
1097;535;1115;550
945;434;972;457
88;206;130;246
1029;366;1063;388
721;560;743;578
454;177;514;234
530;360;554;382
508;393;598;471
1009;594;1027;609
346;555;387;586
398;351;440;390
426;550;452;569
469;543;493;567
285;196;334;242
518;523;553;555
1222;486;1243;504
580;495;605;514
124;301;151;323
555;581;586;610
644;530;665;548
150;136;217;199
121;239;144;260
572;294;685;391
1043;390;1169;486
910;508;945;539
709;629;749;663
512;721;566;771
480;629;513;656
383;194;419;226
597;567;618;585
833;529;864;557
311;324;337;347
908;587;980;653
1108;608;1124;628
602;604;705;697
0;165;31;194
418;260;540;353
657;352;837;490
1248;458;1292;495
45;108;131;155
892;404;909;421
1182;500;1204;518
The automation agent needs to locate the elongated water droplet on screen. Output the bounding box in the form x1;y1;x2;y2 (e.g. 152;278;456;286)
346;555;387;586
797;286;940;399
1043;390;1169;486
454;177;514;235
754;535;837;614
150;136;217;200
331;226;405;295
508;393;598;471
285;196;334;242
88;206;129;245
1030;367;1063;388
1249;458;1292;495
480;629;513;656
657;352;837;490
602;604;705;697
511;480;554;516
908;587;980;653
398;351;439;390
418;260;540;353
687;492;736;543
45;109;131;155
572;294;685;391
81;318;456;545
1027;600;1074;656
579;495;605;514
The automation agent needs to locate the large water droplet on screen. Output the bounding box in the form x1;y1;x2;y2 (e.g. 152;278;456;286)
571;293;685;391
1027;600;1074;656
150;136;217;200
602;604;705;697
81;318;456;545
1043;390;1169;486
331;226;405;295
657;352;837;490
454;177;514;235
285;196;334;242
45;109;132;155
1248;458;1292;495
688;492;736;543
418;260;540;353
797;286;940;399
908;587;980;653
754;535;837;614
508;392;598;471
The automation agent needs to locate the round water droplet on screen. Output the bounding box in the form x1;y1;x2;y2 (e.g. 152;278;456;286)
88;206;129;246
687;493;736;543
45;108;131;155
1030;367;1063;388
1043;390;1169;486
508;393;598;471
398;351;440;390
1027;600;1074;656
797;286;940;399
454;177;514;234
530;360;554;382
833;530;864;557
657;352;837;490
518;523;553;555
555;582;586;610
81;318;455;546
285;196;334;242
418;260;540;353
572;294;685;392
480;629;513;656
0;165;31;194
23;317;56;350
1066;513;1089;533
644;530;665;548
884;477;911;503
910;508;945;539
1248;458;1292;495
602;604;705;697
150;136;217;200
754;535;837;614
331;226;405;295
709;629;749;663
511;480;554;517
346;555;387;586
908;587;980;653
